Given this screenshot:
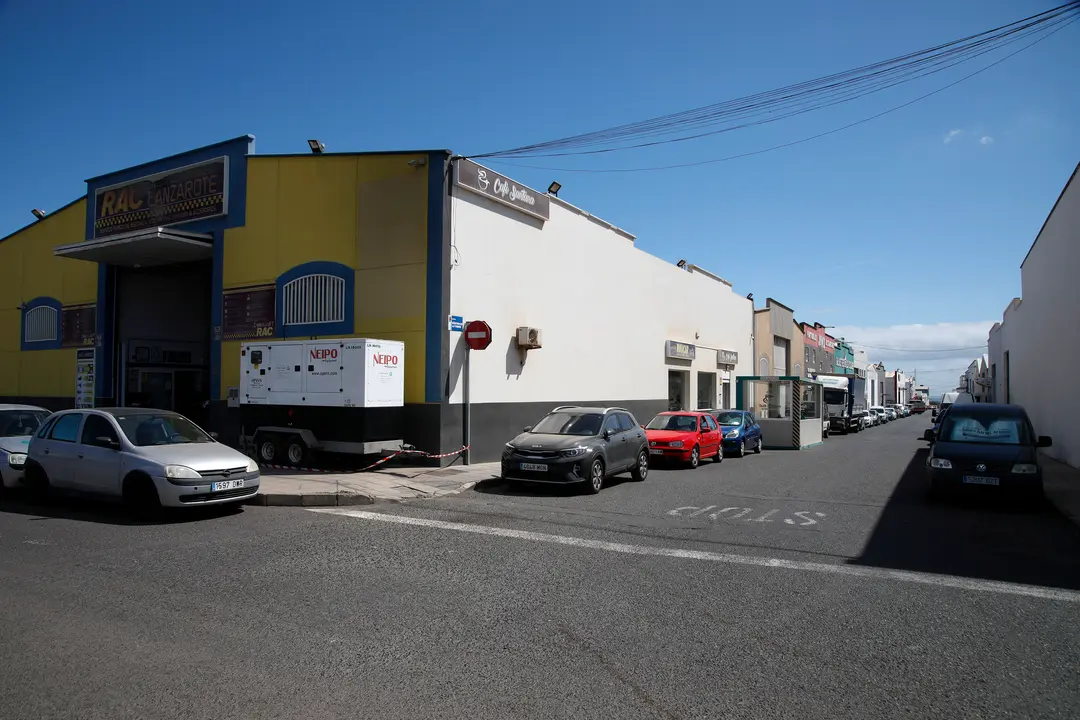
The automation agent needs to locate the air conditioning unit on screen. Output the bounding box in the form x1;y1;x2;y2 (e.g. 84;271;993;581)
516;326;543;349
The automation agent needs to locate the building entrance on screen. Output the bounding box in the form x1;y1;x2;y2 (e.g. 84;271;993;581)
114;260;212;426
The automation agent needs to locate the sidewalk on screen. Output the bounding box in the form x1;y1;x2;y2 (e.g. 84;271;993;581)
1043;456;1080;528
246;461;501;507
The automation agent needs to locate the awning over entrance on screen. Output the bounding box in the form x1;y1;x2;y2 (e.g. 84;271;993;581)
54;227;213;267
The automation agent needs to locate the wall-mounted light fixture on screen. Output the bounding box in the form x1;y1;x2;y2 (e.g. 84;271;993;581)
676;259;687;268
746;292;753;300
307;139;325;153
31;209;46;220
408;157;427;168
547;181;561;196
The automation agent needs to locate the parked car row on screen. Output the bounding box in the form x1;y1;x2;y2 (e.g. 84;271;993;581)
0;403;259;512
838;403;914;433
501;406;764;494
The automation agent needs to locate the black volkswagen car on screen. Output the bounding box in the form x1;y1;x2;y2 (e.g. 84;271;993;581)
501;406;649;494
923;403;1052;500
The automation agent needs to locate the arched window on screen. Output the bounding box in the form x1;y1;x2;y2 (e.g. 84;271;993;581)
282;274;346;326
275;261;354;337
21;297;62;350
758;356;769;376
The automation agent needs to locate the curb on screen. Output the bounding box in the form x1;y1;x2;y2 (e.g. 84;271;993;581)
244;492;376;507
244;479;482;508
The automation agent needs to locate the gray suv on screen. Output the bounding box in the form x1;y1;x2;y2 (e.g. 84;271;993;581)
501;406;649;494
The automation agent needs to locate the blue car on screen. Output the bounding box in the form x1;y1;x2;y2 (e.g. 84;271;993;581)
706;409;763;457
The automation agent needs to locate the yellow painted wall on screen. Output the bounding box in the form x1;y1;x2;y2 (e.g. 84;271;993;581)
221;154;431;403
0;199;98;399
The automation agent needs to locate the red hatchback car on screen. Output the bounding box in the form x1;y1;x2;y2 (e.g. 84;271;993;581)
644;411;723;468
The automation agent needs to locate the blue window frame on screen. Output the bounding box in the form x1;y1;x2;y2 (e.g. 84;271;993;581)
275;261;354;338
20;297;63;351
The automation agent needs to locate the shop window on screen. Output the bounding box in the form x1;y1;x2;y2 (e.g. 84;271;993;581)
20;297;62;350
697;372;716;410
275;261;354;337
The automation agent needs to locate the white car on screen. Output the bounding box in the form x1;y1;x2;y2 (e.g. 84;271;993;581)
25;407;260;511
0;404;51;494
869;406;888;423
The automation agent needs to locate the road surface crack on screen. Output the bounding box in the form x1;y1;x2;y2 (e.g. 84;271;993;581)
556;625;683;720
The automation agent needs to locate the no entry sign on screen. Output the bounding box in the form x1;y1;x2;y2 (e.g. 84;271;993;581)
464;320;493;351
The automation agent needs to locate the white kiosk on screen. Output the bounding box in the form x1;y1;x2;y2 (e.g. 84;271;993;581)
735;375;824;449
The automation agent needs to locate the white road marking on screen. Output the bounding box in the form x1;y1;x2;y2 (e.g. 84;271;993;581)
311;508;1080;604
751;509;780;523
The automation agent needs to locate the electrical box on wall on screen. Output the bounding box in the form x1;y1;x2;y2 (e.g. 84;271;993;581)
516;326;543;349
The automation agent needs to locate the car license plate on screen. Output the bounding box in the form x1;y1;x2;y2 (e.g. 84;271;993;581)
962;475;1000;486
211;479;245;492
519;463;547;472
649;449;663;455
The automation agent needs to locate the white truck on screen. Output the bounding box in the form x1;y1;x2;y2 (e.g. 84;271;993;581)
239;338;405;467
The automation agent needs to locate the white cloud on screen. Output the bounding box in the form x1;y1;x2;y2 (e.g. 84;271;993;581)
980;135;995;145
829;321;994;398
943;129;964;144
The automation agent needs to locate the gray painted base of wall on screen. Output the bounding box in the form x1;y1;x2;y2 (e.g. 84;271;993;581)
440;399;668;465
0;395;667;468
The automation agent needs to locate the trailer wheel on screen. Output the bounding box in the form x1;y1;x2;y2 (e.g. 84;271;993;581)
285;436;309;467
256;435;279;464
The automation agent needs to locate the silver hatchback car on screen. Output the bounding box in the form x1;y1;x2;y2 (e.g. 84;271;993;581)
25;408;259;510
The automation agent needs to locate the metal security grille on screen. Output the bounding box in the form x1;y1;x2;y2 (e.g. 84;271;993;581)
282;274;345;327
24;305;58;342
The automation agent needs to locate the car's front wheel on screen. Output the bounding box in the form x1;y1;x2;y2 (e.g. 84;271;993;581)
587;459;605;494
630;450;648;481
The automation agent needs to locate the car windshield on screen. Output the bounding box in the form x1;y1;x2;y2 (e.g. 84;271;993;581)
940;411;1032;446
714;412;743;426
530;412;604;436
647;414;699;431
113;412;214;446
0;410;49;437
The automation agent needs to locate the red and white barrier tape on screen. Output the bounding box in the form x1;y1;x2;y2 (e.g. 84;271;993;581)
258;445;470;474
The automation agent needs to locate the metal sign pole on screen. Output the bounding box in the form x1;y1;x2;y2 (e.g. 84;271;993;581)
463;346;471;466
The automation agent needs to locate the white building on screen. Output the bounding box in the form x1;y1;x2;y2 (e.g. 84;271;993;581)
988;160;1080;468
448;160;755;461
867;362;885;406
960;355;990;402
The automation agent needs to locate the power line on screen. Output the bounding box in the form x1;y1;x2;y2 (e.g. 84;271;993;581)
849;343;987;353
473;0;1080;166
481;15;1076;173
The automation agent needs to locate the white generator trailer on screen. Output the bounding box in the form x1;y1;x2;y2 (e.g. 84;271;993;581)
239;338;405;466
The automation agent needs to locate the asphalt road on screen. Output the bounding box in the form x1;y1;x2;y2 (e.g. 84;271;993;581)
2;413;1079;719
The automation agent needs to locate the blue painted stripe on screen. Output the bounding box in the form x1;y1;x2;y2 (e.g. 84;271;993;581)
95;264;114;401
210;230;224;401
424;153;446;404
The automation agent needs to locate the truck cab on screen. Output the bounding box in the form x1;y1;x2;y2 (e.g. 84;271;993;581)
814;374;866;434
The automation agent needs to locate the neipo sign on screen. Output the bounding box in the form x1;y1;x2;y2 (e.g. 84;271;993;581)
454;159;551;221
311;348;338;361
372;352;399;366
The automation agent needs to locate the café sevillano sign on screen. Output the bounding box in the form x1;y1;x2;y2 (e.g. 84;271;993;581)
93;157;228;238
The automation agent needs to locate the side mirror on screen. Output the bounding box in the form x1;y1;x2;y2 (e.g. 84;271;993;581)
96;436;119;450
922;429;935;442
603;429;614;440
523;425;533;433
1037;435;1053;448
210;431;220;440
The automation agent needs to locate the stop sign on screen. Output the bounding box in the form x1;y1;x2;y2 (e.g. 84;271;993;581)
464;320;493;350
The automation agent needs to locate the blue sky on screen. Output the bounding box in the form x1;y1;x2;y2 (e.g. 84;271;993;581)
2;0;1077;394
